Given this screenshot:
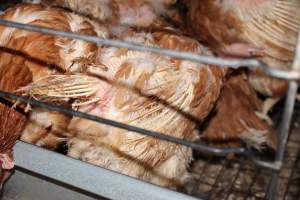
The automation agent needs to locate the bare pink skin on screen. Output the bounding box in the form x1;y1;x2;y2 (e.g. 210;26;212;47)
222;43;265;58
81;87;113;114
0;154;14;170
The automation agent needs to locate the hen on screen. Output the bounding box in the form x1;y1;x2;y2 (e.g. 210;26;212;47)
202;70;277;151
181;0;300;121
20;28;226;188
0;3;109;149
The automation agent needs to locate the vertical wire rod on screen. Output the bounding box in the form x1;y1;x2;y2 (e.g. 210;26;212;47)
266;81;298;200
266;27;300;200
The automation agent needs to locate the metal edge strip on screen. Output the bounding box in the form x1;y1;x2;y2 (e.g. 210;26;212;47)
13;141;200;200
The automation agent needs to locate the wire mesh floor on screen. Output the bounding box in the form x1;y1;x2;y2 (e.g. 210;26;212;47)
188;107;300;200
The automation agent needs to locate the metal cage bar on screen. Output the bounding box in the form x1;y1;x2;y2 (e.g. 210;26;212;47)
0;19;299;81
266;28;300;200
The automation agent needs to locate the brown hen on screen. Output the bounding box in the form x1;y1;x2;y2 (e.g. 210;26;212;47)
20;28;226;188
202;70;277;151
181;0;300;120
0;3;109;149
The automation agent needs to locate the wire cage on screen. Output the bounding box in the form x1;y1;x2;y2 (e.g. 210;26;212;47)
0;1;299;200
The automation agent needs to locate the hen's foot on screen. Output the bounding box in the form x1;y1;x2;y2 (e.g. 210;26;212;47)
255;97;280;126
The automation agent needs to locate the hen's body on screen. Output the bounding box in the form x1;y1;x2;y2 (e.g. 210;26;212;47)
69;30;224;186
0;3;109;149
182;0;300;97
22;28;226;187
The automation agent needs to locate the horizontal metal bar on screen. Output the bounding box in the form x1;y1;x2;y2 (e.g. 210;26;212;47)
0;19;298;81
13;141;199;200
251;159;281;172
0;91;245;155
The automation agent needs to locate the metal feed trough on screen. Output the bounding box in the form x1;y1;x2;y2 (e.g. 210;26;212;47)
0;2;300;200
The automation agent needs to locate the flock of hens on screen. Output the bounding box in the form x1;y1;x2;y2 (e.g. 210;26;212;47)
0;0;299;193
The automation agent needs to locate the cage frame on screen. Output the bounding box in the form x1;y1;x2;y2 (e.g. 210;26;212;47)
0;16;299;200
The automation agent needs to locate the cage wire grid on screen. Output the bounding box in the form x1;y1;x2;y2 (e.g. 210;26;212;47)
0;17;299;200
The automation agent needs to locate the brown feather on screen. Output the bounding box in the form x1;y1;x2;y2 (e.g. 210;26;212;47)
0;10;45;178
19;27;226;188
26;0;179;29
181;0;300;97
0;3;108;149
0;49;33;154
202;71;277;150
0;104;27;154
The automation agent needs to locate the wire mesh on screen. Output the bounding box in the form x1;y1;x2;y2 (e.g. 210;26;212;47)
0;2;299;199
188;121;300;200
187;103;300;200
